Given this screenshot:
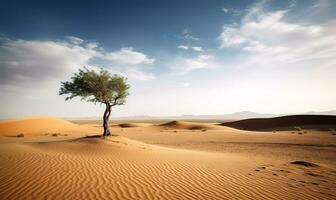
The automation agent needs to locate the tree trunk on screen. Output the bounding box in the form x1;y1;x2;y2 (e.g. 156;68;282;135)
103;103;111;136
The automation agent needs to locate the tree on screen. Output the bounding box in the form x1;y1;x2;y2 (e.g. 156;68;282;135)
59;68;130;136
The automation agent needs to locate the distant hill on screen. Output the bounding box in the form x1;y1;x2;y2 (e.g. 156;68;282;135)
305;110;336;115
111;111;278;121
66;110;336;121
220;115;336;131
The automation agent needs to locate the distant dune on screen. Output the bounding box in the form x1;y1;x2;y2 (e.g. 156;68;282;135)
221;115;336;131
158;120;222;130
117;123;151;128
0;117;98;136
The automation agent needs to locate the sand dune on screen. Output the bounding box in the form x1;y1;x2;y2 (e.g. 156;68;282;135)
158;120;222;130
0;117;99;137
120;125;336;166
221;115;336;131
1;136;335;200
0;117;335;199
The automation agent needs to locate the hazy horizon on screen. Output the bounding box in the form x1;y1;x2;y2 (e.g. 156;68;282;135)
1;0;336;119
1;110;335;121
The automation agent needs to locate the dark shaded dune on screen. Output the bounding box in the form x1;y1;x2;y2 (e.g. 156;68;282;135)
118;123;138;128
158;121;221;130
117;123;150;128
221;115;336;131
290;161;319;167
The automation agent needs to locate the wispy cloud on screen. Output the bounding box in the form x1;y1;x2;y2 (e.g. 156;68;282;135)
218;1;336;69
191;46;203;52
177;45;189;50
222;7;243;16
289;0;297;8
222;8;230;13
104;47;155;65
177;45;203;52
66;36;84;44
86;42;99;49
123;68;155;81
171;54;215;74
182;29;200;41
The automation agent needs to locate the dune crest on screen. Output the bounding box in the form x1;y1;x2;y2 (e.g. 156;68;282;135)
158;120;222;130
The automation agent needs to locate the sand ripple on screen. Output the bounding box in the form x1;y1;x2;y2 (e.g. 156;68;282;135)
0;137;335;200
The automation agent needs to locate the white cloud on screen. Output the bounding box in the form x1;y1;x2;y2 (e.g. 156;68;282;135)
183;55;211;70
104;47;155;65
241;0;268;23
218;5;336;69
191;46;203;52
86;42;99;49
177;45;203;52
222;8;229;13
0;37;156;90
124;68;156;81
182;82;190;87
177;45;189;50
0;39;97;87
172;54;214;74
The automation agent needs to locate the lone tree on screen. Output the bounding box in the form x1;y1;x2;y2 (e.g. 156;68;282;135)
59;68;130;136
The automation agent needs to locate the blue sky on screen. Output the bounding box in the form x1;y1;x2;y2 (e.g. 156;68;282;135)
0;0;336;118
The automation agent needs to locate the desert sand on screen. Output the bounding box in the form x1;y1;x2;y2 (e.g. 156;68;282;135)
0;117;98;137
0;117;336;199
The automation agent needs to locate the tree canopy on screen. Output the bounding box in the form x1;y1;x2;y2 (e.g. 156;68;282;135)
59;68;130;106
59;68;130;136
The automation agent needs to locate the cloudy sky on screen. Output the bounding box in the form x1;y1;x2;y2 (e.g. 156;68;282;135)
0;0;336;119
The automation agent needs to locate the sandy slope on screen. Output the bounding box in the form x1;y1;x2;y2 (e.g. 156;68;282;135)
119;126;336;166
0;117;99;137
0;117;336;199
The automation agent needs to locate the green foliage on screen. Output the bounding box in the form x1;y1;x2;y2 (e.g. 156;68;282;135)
59;68;130;106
